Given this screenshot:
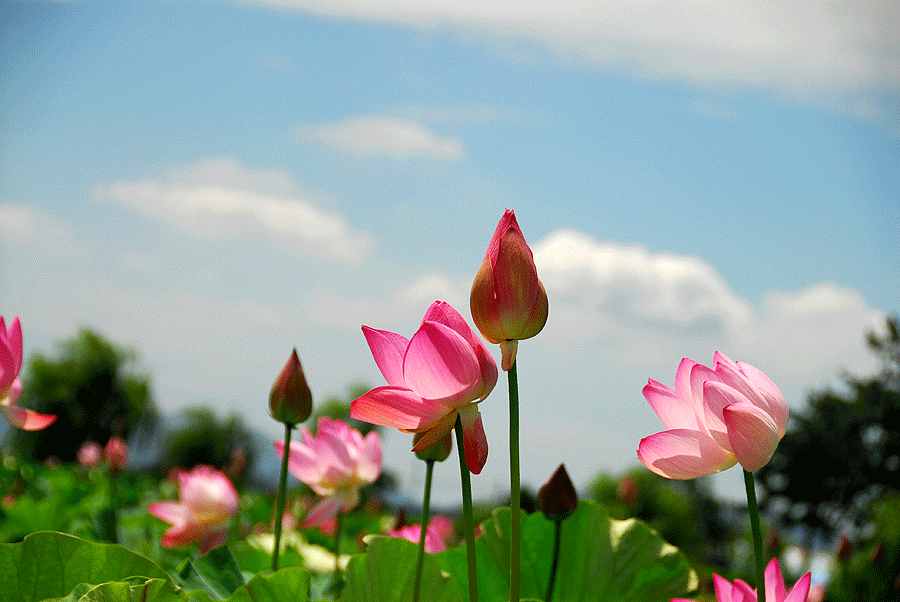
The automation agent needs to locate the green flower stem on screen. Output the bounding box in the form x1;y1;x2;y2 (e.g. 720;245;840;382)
413;459;436;602
507;360;521;602
334;511;343;584
271;422;292;572
744;469;766;602
545;519;563;602
107;470;119;544
455;414;479;602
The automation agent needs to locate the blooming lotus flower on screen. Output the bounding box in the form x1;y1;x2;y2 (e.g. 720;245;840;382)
0;316;56;431
269;348;313;426
274;416;381;527
470;209;548;370
638;352;788;479
148;465;239;553
351;300;497;474
674;558;811;602
387;521;450;553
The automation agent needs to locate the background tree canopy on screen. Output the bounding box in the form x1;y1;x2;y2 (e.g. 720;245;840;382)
7;329;156;461
757;316;900;535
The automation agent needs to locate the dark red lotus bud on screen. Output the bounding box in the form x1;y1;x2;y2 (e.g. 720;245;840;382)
269;349;313;426
538;464;577;521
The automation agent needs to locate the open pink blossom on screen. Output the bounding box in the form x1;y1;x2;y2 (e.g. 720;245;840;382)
274;416;381;527
638;352;788;479
0;316;56;431
351;300;498;474
674;558;811;602
77;442;103;468
148;465;239;553
387;520;450;553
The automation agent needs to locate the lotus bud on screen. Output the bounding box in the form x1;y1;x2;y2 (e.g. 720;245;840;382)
538;464;577;521
414;430;453;462
471;209;548;370
269;348;312;426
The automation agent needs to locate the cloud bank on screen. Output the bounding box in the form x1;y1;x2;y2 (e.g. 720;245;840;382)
303;116;464;159
92;157;374;264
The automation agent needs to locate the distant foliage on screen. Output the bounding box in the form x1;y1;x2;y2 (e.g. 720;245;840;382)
8;329;156;461
162;407;255;482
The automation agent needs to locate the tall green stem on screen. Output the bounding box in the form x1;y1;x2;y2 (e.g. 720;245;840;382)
507;361;521;602
743;469;766;602
334;511;343;585
271;422;292;572
455;414;479;602
545;519;563;602
413;460;435;602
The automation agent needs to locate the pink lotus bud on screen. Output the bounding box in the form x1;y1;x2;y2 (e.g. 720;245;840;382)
470;210;548;370
77;442;103;468
148;465;239;554
538;464;578;521
269;349;313;426
103;436;128;473
616;475;638;505
0;316;56;431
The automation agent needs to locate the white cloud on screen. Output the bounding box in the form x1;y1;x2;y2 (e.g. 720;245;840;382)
302;116;464;159
0;203;80;259
530;228;882;386
92;157;374;264
245;1;900;115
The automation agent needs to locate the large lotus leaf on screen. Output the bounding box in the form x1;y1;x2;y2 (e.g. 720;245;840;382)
175;547;245;600
62;578;187;602
339;536;462;602
0;531;170;602
436;500;698;602
226;566;311;602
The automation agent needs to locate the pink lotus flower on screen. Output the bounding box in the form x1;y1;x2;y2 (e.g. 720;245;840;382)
638;352;788;479
0;316;56;431
470;210;548;370
674;558;811;602
148;465;239;554
77;442;103;468
387;520;450;553
351;301;497;474
274;416;381;527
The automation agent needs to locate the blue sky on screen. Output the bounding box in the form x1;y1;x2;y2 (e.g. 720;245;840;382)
2;0;898;505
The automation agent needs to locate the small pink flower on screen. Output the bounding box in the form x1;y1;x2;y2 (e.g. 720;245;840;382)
148;465;239;554
351;301;497;474
638;352;788;479
103;436;128;473
387;521;449;553
673;558;811;602
77;442;103;468
0;316;56;431
274;417;382;527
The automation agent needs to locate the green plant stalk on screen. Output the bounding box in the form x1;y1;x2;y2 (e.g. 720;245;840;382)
107;470;119;544
271;422;292;572
413;459;436;602
545;519;563;602
455;414;479;602
334;511;343;586
508;360;521;602
744;469;766;602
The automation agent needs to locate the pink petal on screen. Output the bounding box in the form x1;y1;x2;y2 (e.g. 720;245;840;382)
713;352;769;413
737;361;788;438
277;439;324;487
765;557;787;602
423;301;497;399
643;378;698;430
458;404;488;475
674;358;698;408
362;326;409;387
784;572;812;602
351;386;448;431
712;574;733;602
148;501;190;526
0;404;57;431
730;579;756;602
723;401;780;472
637;429;736;479
161;522;204;549
356;431;382;483
703;380;754;452
302;496;343;528
410;411;458;453
197;529;228;554
403;321;481;405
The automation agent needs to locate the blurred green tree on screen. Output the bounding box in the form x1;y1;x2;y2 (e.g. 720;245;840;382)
757;316;900;535
7;329;156;461
161;407;255;483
